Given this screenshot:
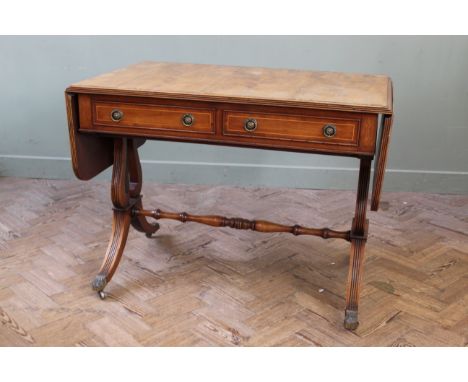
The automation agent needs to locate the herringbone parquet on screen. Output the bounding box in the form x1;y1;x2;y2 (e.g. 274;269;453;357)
0;177;466;346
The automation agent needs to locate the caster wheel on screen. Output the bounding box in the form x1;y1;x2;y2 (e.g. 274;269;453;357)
344;320;359;330
344;309;359;330
145;232;153;238
98;291;107;300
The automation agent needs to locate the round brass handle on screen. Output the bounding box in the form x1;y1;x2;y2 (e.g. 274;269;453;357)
244;118;257;132
181;114;195;127
111;109;123;122
323;124;337;138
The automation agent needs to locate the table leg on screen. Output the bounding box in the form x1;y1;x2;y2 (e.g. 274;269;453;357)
92;210;131;298
91;138;132;298
344;157;372;330
91;138;160;298
371;114;393;211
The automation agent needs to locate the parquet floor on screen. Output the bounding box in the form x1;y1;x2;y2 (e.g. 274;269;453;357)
0;177;467;346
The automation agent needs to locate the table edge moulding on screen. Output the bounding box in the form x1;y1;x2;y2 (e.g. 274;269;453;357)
65;61;394;330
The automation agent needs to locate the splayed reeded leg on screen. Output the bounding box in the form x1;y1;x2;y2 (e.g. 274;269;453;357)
92;210;131;297
92;137;131;298
92;138;161;298
344;157;371;330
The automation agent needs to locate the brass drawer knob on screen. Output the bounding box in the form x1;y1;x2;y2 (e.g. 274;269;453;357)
181;114;195;127
244;118;257;132
323;124;337;137
111;109;124;122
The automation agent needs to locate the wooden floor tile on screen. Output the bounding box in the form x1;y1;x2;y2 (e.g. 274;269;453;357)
0;177;467;346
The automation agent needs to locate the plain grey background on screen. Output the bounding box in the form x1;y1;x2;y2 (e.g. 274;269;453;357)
0;36;467;193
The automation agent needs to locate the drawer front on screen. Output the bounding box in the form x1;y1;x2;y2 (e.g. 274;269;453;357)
223;111;360;146
92;101;214;134
77;94;377;155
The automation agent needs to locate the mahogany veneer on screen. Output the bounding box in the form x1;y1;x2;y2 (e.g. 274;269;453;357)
65;61;394;330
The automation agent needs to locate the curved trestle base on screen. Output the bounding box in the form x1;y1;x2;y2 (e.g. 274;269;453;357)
93;138;373;330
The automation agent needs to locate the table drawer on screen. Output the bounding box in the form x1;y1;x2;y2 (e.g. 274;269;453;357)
92;101;215;134
223;110;360;146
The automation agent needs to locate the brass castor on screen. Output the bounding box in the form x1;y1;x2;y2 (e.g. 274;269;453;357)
92;274;107;296
92;275;107;299
98;290;107;300
344;309;359;330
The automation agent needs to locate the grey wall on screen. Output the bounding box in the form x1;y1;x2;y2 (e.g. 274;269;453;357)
0;36;467;193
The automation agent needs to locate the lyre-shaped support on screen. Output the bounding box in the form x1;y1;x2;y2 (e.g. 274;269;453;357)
92;140;373;330
91;138;158;298
128;139;160;237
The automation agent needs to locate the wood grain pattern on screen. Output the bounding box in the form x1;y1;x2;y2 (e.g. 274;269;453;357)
0;178;466;346
67;61;393;114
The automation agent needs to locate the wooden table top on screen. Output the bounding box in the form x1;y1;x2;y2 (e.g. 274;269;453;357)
67;61;393;114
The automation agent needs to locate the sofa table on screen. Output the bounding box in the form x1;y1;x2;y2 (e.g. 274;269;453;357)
65;61;394;330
